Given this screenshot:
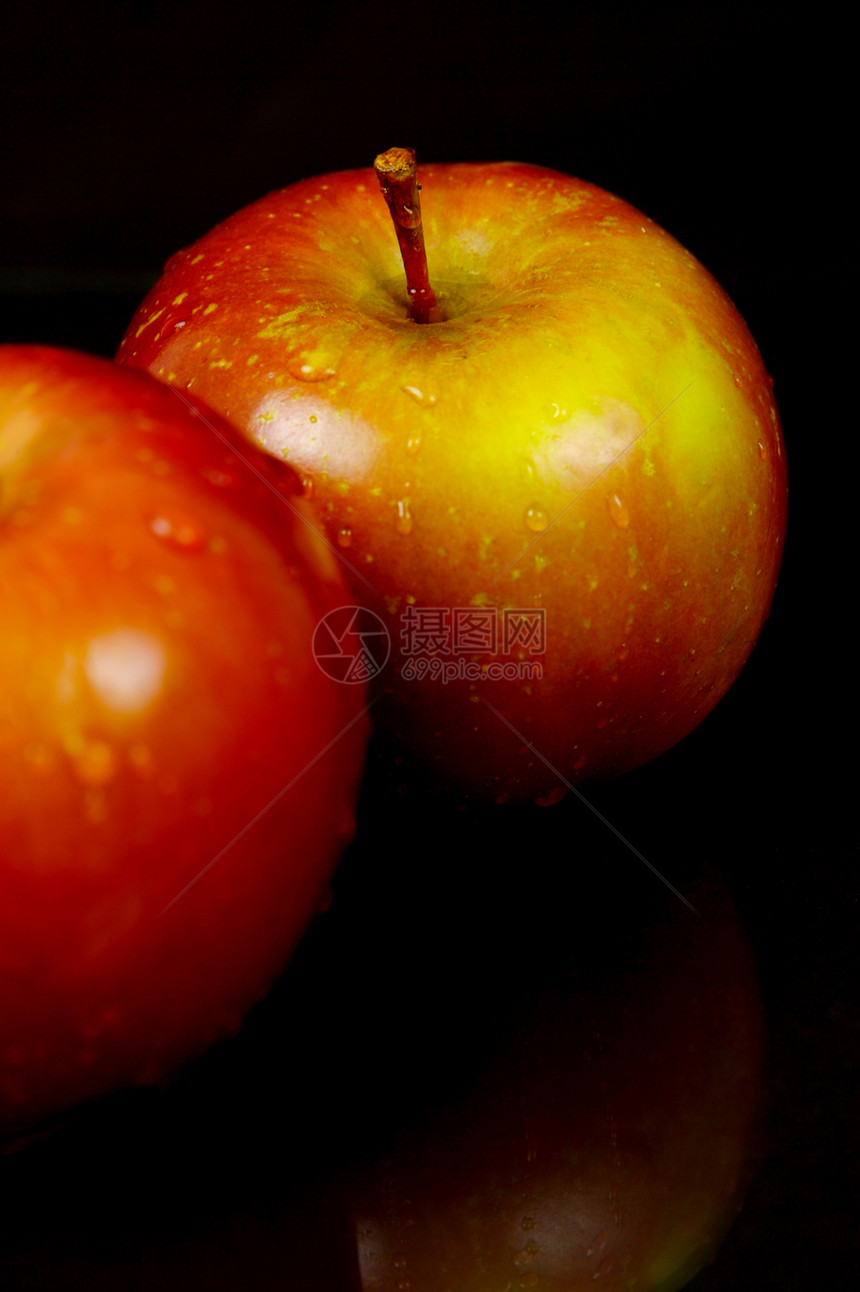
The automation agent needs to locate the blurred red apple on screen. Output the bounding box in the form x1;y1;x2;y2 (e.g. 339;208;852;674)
0;345;368;1137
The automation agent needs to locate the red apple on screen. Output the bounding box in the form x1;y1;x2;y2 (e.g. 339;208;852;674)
0;345;368;1137
118;153;787;802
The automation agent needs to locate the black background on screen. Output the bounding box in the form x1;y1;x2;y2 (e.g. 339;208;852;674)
0;2;855;1288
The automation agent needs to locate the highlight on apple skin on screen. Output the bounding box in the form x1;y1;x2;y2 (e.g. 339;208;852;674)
118;156;788;802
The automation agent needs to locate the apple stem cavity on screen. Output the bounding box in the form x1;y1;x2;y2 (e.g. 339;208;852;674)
374;147;440;324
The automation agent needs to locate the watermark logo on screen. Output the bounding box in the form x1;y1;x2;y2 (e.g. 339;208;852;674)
314;605;545;685
401;606;545;684
401;606;545;658
312;606;391;684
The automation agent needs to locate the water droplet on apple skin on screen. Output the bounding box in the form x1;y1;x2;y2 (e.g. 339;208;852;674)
405;432;422;455
524;503;548;533
158;317;186;342
72;740;119;788
586;1229;610;1257
150;515;206;551
401;385;437;407
395;499;413;536
533;785;567;807
593;1252;616;1279
337;527;353;548
201;465;237;489
288;349;340;383
608;493;629;528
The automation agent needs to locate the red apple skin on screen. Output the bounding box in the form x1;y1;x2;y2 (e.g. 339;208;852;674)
0;346;368;1137
118;161;788;802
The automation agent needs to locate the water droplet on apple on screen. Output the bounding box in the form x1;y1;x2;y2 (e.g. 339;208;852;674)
128;744;155;777
758;439;767;461
150;515;205;551
289;348;340;382
534;785;567;807
513;1247;536;1269
586;1230;609;1257
608;493;630;527
23;742;56;778
336;527;353;548
405;431;422;455
299;473;315;499
524;503;548;533
401;385;437;406
73;740;119;788
158;317;186;341
395;499;413;535
201;465;237;489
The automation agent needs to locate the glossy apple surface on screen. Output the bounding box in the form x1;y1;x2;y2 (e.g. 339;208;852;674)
0;345;368;1137
118;160;787;801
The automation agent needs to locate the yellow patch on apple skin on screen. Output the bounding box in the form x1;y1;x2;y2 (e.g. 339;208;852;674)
135;307;164;338
0;403;41;477
256;303;324;336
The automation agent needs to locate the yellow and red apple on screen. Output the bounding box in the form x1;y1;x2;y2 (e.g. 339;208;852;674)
119;154;787;800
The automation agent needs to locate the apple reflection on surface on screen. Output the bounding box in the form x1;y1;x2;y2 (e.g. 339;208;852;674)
0;799;764;1292
337;842;763;1292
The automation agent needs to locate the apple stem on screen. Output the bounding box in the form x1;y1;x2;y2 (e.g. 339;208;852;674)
374;147;440;324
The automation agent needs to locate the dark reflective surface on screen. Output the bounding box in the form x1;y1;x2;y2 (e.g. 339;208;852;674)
2;777;765;1291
